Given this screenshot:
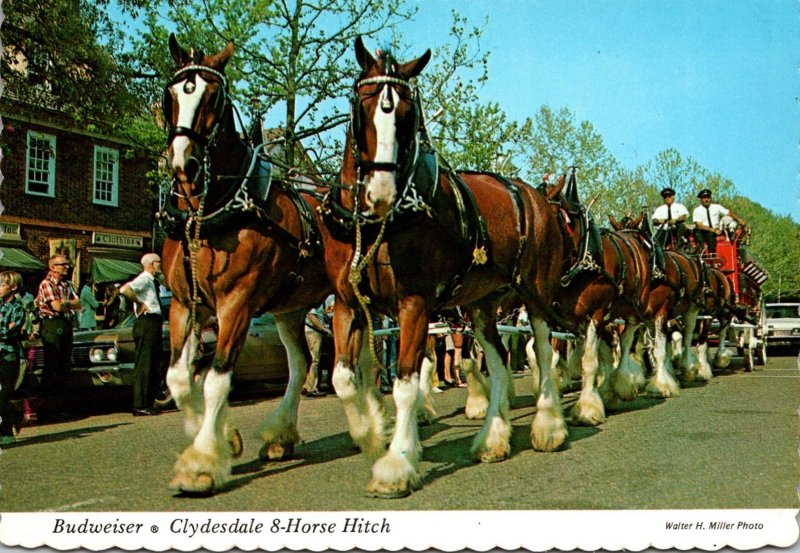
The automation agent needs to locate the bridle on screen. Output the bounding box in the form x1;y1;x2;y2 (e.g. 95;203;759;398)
348;71;424;207
163;64;230;202
163;64;229;144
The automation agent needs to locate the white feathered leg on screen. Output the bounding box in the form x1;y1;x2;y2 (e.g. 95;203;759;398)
611;321;645;401
646;317;681;397
258;312;307;460
713;323;733;369
169;369;233;493
696;339;713;381
166;331;205;438
526;337;540;397
571;319;606;426
366;375;423;498
417;355;438;422
332;360;387;460
530;318;568;452
463;357;490;420
470;311;512;463
678;306;701;381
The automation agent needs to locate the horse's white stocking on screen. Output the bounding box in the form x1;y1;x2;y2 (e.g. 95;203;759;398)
470;317;512;463
463;358;490;419
696;340;714;381
670;330;683;361
417;355;438;422
678;307;701;381
571;319;606;426
646;318;680;397
597;339;620;407
611;321;645;401
166;331;205;438
526;337;540;397
366;375;422;498
170;370;233;493
332;361;387;460
530;318;568;452
713;324;733;369
257;313;306;460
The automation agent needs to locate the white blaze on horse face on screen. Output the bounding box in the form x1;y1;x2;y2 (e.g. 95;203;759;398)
366;85;399;213
169;76;210;173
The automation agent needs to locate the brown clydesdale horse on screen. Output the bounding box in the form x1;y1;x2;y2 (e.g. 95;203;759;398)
610;213;709;396
693;263;735;379
545;173;652;427
160;35;330;494
320;37;566;498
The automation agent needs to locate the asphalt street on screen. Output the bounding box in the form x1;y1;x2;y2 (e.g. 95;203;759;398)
1;352;798;512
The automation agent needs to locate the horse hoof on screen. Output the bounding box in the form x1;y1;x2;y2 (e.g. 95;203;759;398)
259;441;295;461
365;480;412;499
476;450;508;464
229;429;243;458
471;440;510;463
169;472;215;495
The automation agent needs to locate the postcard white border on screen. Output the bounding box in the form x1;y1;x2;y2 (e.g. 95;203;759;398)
0;509;797;551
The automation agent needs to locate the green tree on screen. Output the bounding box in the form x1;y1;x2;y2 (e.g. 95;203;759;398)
2;0;144;133
604;165;661;223
515;105;620;212
643;148;737;206
727;196;800;300
122;0;414;173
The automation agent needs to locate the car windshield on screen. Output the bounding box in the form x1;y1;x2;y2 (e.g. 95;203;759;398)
766;305;800;319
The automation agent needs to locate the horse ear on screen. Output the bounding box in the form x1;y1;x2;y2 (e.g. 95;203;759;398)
401;49;431;79
169;33;191;67
633;212;643;227
208;40;235;71
609;215;619;230
355;36;376;71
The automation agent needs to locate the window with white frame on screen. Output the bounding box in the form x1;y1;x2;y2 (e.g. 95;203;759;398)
25;131;56;197
93;146;119;206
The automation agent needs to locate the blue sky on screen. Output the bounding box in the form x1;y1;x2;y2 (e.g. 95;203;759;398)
390;0;799;221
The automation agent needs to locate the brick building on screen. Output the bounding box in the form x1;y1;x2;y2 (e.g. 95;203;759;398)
0;98;156;294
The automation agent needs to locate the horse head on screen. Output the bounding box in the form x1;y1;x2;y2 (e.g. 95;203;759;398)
609;211;642;232
347;36;431;219
163;34;234;211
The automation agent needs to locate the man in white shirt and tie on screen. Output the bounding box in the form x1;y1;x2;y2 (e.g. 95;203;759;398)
652;187;689;249
692;188;746;254
121;253;164;416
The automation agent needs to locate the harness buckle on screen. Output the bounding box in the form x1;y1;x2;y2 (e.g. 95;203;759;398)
188;239;202;253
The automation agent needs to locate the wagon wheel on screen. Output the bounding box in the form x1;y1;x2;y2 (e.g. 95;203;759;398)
754;300;768;367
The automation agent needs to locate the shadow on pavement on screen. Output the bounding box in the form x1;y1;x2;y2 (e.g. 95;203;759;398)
6;423;131;449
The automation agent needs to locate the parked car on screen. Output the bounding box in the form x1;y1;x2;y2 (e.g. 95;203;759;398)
17;299;291;408
764;302;800;351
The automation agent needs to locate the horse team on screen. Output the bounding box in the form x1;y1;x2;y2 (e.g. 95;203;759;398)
159;35;737;497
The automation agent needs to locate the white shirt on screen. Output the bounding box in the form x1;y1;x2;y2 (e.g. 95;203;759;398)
692;203;729;229
652;202;689;223
126;271;162;316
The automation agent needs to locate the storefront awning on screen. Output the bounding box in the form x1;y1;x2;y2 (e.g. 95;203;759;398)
0;247;47;270
91;258;141;284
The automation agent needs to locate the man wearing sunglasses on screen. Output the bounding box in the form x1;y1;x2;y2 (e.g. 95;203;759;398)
36;255;81;410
